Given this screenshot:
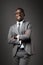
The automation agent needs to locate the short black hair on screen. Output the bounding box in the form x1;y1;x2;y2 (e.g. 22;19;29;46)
16;8;25;16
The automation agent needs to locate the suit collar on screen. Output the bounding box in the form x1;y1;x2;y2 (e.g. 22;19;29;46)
16;19;25;23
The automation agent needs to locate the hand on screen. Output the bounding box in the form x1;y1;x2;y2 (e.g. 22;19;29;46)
14;35;17;39
13;33;17;39
14;35;20;40
10;36;16;41
16;35;20;39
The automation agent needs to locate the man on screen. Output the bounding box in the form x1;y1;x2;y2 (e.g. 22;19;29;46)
8;8;32;65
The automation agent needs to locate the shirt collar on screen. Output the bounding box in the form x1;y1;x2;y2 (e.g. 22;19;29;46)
17;20;24;25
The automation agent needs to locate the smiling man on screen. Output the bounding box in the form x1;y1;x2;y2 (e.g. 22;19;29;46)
8;8;32;65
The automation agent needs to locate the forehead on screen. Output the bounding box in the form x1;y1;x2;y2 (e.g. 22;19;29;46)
16;9;22;13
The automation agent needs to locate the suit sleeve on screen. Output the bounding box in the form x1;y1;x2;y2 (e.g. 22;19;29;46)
8;26;19;45
19;22;32;41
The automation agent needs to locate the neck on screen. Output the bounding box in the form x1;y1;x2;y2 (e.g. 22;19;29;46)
18;19;24;22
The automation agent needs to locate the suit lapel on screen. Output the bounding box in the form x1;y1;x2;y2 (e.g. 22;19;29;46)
15;20;25;35
14;24;18;34
20;20;25;34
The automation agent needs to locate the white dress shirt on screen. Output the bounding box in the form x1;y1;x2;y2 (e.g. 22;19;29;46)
17;20;24;48
17;20;23;29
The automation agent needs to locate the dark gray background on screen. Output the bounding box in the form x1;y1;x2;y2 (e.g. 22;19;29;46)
0;0;43;65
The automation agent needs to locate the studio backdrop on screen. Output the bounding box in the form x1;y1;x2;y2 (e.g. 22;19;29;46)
0;0;43;65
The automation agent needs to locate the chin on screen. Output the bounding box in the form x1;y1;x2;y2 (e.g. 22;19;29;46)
17;19;22;21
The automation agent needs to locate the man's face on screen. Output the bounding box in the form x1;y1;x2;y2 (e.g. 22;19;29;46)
15;10;24;21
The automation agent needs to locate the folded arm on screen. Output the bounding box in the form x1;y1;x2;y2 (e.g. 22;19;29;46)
17;22;32;41
8;26;19;45
19;29;31;40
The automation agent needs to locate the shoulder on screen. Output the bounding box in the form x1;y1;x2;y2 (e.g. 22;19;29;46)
24;21;32;29
9;24;16;30
24;21;31;26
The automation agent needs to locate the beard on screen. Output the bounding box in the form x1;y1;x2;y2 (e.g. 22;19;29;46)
17;16;23;21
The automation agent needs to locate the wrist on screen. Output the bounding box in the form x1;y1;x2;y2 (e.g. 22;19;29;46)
16;35;20;39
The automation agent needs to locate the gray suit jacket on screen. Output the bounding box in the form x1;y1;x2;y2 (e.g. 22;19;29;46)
8;20;32;57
